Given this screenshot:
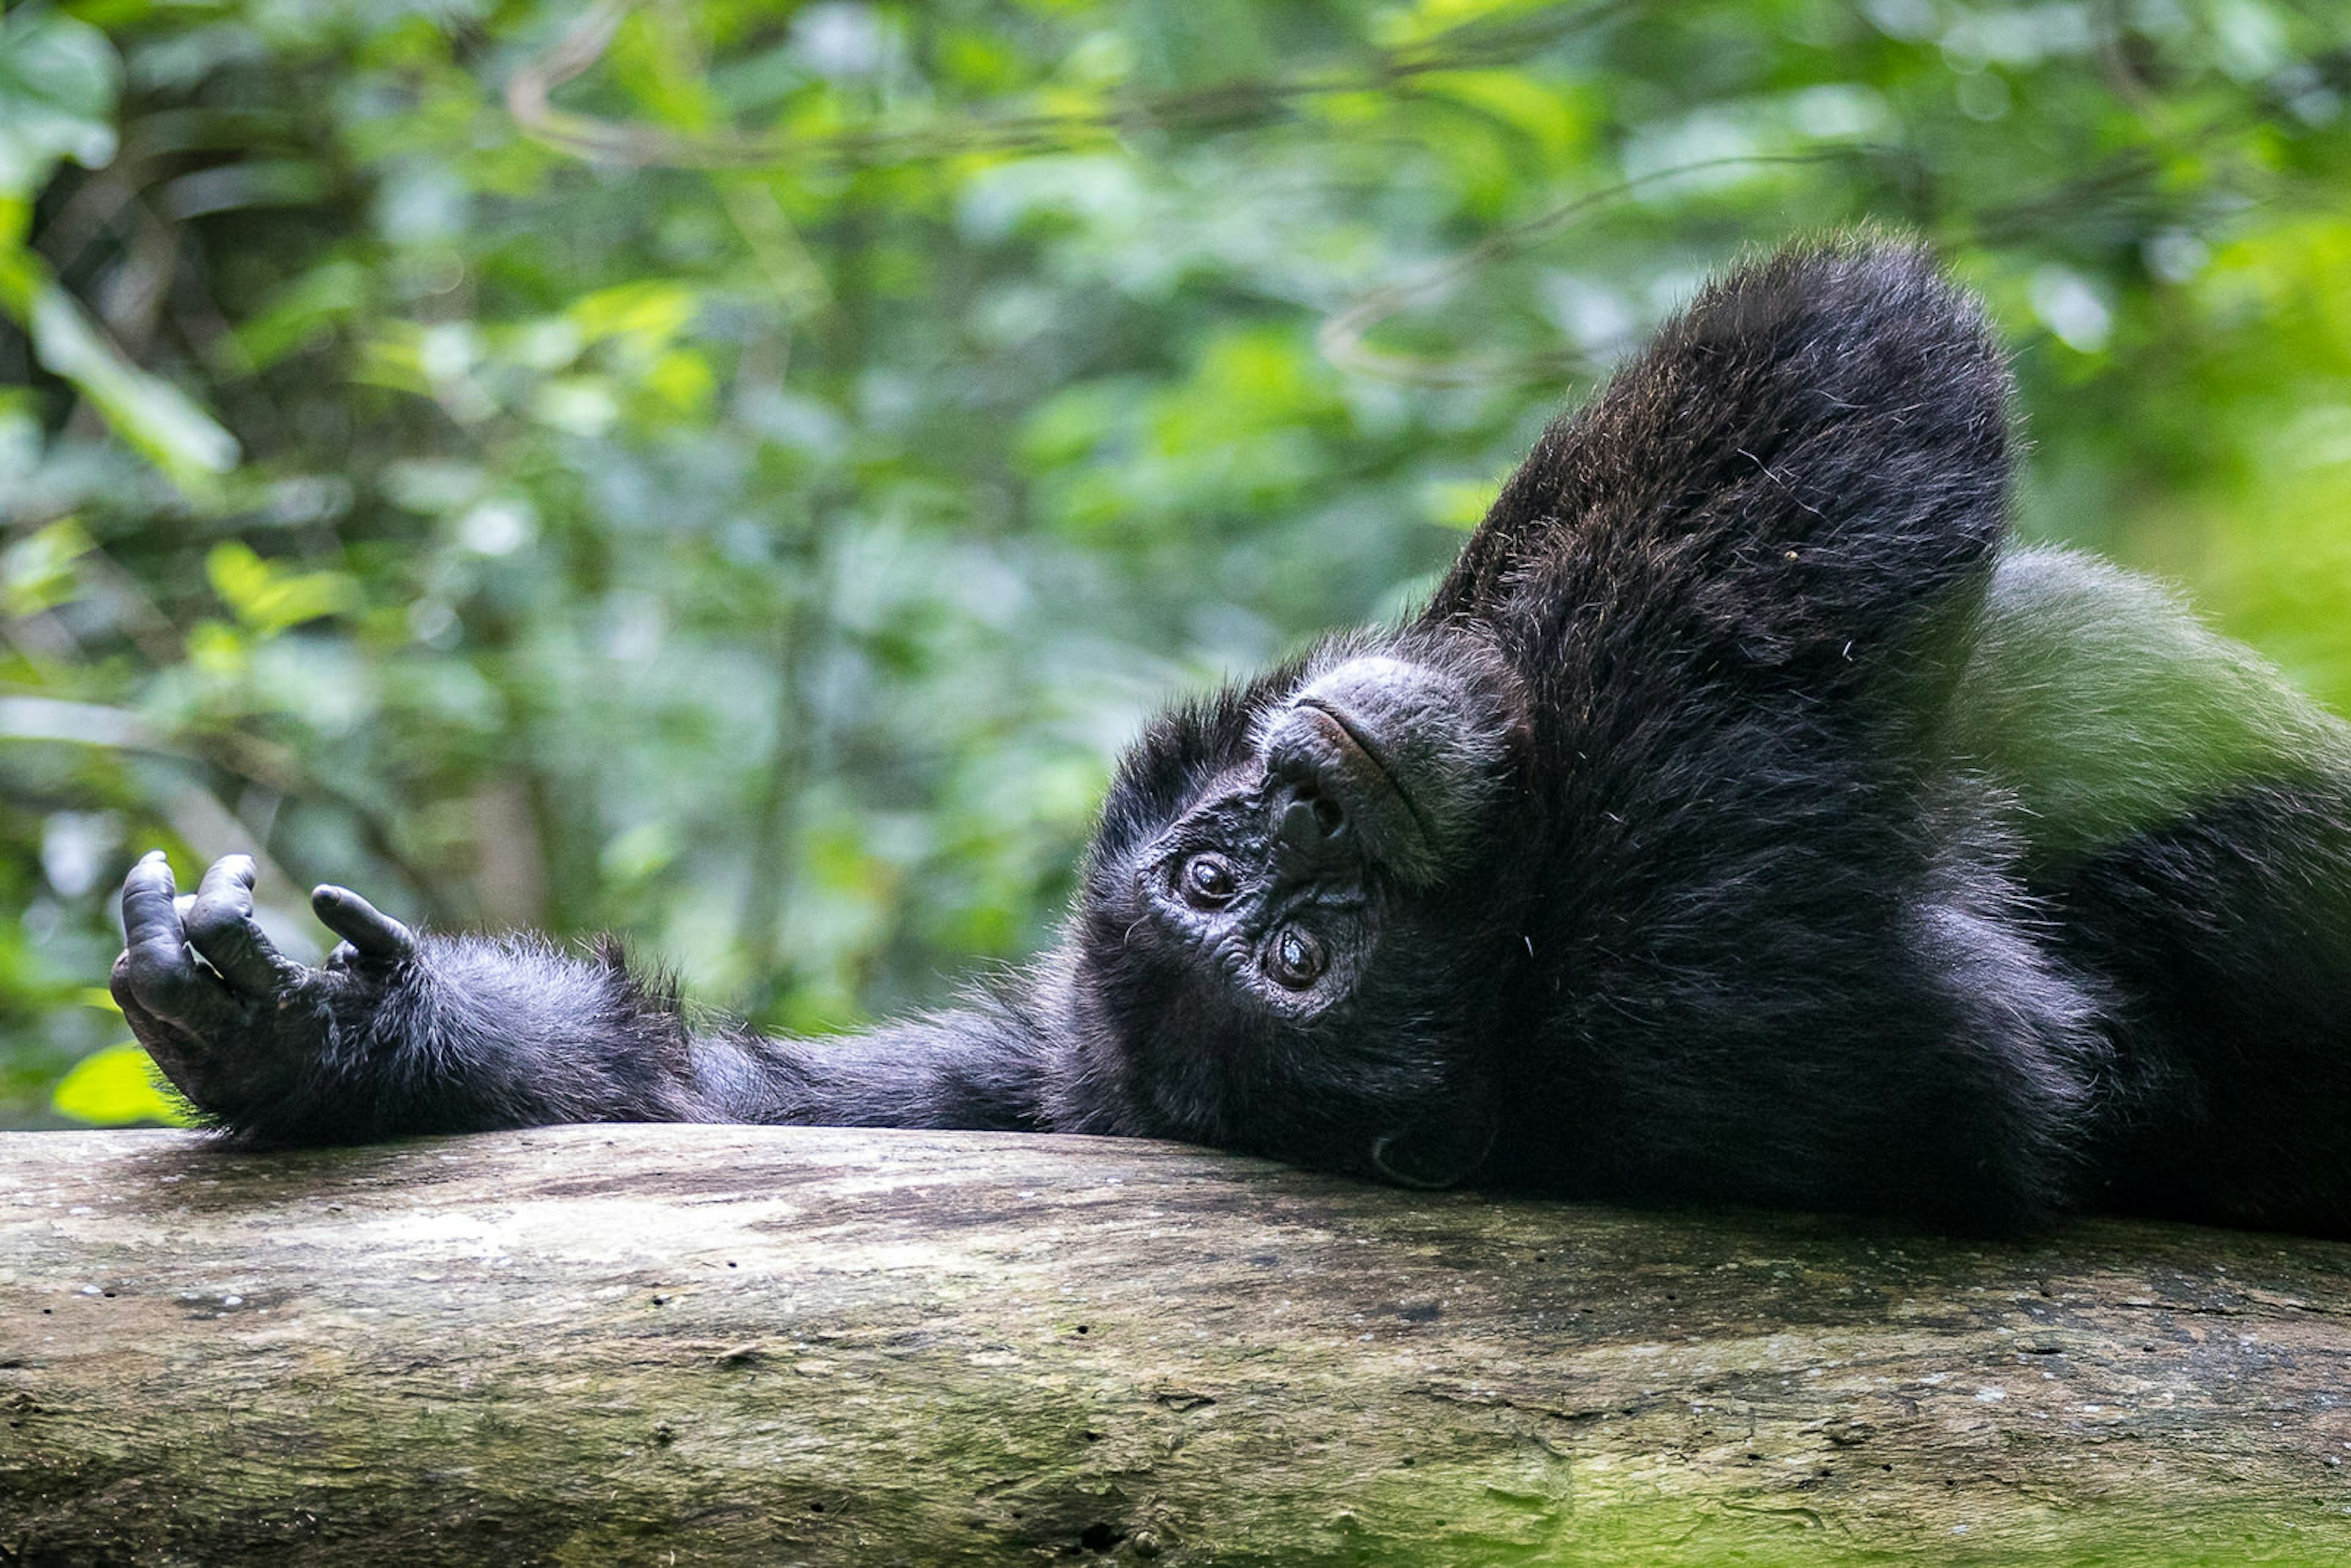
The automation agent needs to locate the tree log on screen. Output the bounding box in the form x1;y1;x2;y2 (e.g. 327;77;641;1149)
5;1126;2351;1564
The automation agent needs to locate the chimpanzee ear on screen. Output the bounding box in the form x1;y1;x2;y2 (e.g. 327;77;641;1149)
1423;236;2014;670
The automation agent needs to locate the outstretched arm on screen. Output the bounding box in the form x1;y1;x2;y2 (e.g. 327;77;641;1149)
110;852;1057;1146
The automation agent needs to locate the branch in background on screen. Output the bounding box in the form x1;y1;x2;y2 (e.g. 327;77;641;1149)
0;694;456;928
182;729;460;928
504;0;1638;171
1316;149;1877;388
498;0;2320;392
0;697;307;943
1317;107;2308;389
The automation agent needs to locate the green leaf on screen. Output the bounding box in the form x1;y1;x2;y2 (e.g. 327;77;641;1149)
0;17;227;497
234;258;368;371
0;260;240;490
568;280;700;350
0;9;119;198
206;541;359;635
0;515;96;615
1409;70;1587;163
51;1043;195;1128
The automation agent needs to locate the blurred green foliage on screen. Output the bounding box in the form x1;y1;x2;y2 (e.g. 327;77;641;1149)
2;0;2347;1127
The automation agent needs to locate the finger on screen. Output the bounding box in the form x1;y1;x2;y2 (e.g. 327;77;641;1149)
110;955;201;1091
116;853;241;1034
119;850;181;948
176;894;195;924
185;855;296;995
110;950;162;1035
312;885;418;961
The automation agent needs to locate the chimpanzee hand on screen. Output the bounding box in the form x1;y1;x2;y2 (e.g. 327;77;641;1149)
110;850;418;1130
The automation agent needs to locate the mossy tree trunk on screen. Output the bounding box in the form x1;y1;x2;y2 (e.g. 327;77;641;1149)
6;1126;2351;1564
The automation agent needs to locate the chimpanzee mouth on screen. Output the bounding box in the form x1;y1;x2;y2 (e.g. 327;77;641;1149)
1369;1116;1497;1190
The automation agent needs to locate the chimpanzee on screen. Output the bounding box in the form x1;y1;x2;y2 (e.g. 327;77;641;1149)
110;236;2351;1236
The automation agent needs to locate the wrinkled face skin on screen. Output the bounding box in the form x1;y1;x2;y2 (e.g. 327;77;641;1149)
1076;633;1532;1188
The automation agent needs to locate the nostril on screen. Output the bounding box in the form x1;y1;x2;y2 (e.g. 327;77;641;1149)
1275;784;1349;852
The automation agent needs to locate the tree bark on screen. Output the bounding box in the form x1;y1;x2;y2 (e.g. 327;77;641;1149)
5;1126;2350;1565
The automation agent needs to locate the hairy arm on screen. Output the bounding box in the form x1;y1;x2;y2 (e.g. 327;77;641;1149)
1422;238;2010;675
111;852;1057;1146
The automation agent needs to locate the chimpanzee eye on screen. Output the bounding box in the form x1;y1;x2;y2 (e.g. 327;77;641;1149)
1180;852;1238;909
1266;926;1328;989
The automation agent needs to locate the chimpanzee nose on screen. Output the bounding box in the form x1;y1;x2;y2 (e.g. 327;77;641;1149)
1275;787;1346;856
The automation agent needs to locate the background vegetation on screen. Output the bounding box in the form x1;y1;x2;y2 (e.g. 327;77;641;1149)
4;0;2348;1127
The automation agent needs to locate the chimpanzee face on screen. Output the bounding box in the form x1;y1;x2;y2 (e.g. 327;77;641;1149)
1075;634;1531;1188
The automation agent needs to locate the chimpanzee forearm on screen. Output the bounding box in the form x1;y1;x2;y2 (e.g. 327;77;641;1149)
317;935;1058;1140
688;1008;1056;1131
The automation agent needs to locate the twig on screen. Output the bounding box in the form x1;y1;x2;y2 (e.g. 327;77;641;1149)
504;0;1638;171
1315;149;1878;386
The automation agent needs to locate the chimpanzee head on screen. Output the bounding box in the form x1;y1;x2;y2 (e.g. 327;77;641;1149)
1072;629;1534;1188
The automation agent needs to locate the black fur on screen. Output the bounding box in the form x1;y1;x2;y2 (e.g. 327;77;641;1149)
111;236;2351;1236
